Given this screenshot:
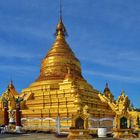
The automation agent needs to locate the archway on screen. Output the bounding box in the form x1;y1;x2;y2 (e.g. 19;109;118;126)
120;117;127;129
75;117;84;129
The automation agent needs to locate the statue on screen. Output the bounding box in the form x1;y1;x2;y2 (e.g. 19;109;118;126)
83;105;89;115
9;109;15;124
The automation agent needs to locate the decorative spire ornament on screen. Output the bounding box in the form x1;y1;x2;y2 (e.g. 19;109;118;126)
54;0;68;37
59;0;62;19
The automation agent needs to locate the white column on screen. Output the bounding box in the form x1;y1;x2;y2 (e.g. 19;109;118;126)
56;116;60;134
113;118;115;128
127;119;130;128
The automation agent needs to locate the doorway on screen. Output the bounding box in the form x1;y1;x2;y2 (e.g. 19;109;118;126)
75;117;84;129
120;117;127;129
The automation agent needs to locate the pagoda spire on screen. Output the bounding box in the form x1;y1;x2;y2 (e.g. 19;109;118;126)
121;89;125;96
104;82;110;93
55;0;68;37
8;80;15;89
36;0;82;82
106;82;108;88
59;0;62;19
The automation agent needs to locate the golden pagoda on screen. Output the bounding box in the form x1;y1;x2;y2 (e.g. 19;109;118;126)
19;16;114;131
0;12;140;138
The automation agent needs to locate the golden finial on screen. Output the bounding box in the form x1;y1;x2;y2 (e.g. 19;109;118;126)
8;80;14;89
121;88;125;96
59;0;62;19
54;0;68;37
106;82;108;88
9;80;12;86
104;82;110;93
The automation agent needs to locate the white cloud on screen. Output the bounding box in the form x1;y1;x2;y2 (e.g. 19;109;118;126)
0;43;42;59
79;45;140;74
0;65;38;74
84;70;140;83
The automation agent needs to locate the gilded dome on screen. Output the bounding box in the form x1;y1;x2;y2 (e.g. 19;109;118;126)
36;18;83;81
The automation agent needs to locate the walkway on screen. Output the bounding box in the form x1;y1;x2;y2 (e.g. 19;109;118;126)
0;133;140;140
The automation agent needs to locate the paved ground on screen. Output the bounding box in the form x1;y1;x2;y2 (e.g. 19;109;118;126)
0;133;140;140
0;133;66;140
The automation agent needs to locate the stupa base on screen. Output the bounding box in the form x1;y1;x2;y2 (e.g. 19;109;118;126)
113;128;137;139
68;129;92;140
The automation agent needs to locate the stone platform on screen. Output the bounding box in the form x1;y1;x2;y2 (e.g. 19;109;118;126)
113;128;137;139
0;133;140;140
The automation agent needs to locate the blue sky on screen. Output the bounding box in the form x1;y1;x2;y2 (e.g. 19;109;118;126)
0;0;140;107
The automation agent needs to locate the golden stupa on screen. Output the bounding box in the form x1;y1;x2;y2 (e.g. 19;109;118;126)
0;14;140;138
20;17;114;130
